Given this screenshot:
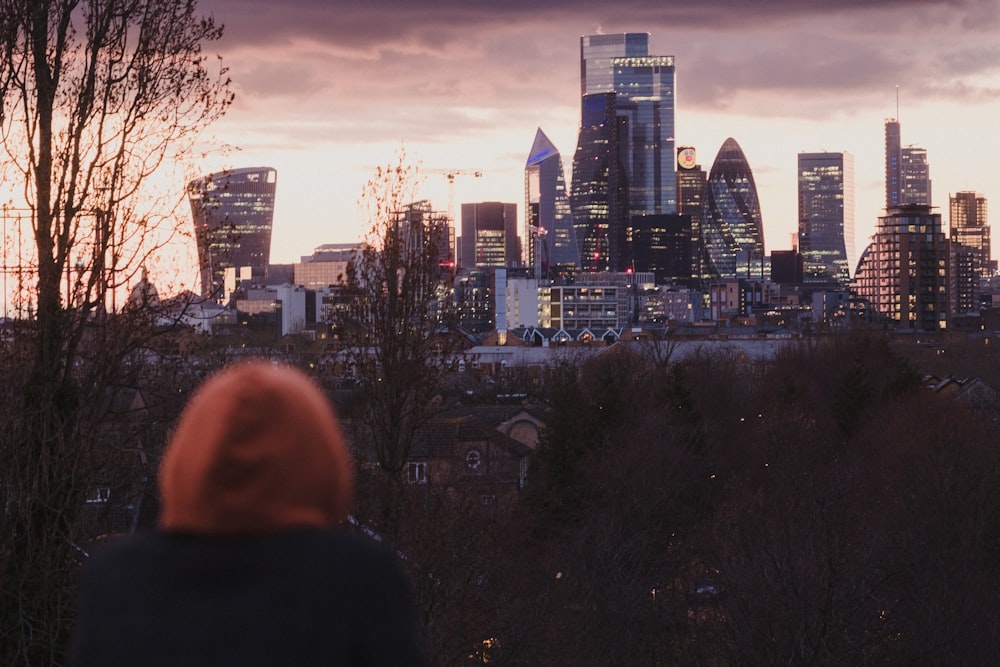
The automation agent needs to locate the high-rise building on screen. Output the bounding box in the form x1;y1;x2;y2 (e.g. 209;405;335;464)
576;33;677;266
613;53;677;216
459;202;518;270
884;117;931;208
703;138;765;278
397;200;454;281
571;93;629;273
630;214;694;286
525;128;579;278
885;119;901;210
677;146;707;284
188;167;277;302
950;191;990;315
901;146;931;205
797;151;855;285
868;204;949;330
580;33;650;97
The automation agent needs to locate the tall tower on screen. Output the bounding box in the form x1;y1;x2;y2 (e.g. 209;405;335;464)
703;138;765;278
901;146;931;205
459;202;519;270
870;204;948;330
950;191;990;315
798;151;855;285
885;115;931;208
571;93;629;272
575;32;677;274
525;128;579;278
188;167;277;301
677;146;707;285
580;33;649;97
884;119;901;210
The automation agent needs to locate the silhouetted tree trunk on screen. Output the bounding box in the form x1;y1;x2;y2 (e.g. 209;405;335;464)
0;1;232;662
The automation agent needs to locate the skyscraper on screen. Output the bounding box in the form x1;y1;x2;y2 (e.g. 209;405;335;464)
571;93;628;272
798;151;855;285
884;117;931;208
950;191;990;315
525;128;579;278
188;167;277;301
703;138;765;278
459;202;519;270
676;146;707;285
575;33;677;274
901;146;931;205
580;33;649;96
884;118;901;210
869;204;948;331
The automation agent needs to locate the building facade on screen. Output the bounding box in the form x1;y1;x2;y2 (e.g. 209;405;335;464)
459;202;519;270
950;191;990;315
577;32;677;261
797;151;855;285
525;128;579;278
868;204;949;331
571;93;629;273
188;166;277;302
703;138;765;279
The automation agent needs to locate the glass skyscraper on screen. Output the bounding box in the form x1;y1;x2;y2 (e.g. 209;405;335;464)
798;151;855;285
703;138;765;278
574;33;676;273
525;128;579;278
885;118;931;208
188;166;277;301
571;93;628;272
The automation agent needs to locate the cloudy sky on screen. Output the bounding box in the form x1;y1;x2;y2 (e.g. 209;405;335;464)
197;0;1000;266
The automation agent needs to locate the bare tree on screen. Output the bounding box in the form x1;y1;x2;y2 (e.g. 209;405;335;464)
340;150;456;540
0;1;232;662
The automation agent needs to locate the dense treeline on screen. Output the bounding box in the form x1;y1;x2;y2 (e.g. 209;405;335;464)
399;334;1000;665
5;328;999;665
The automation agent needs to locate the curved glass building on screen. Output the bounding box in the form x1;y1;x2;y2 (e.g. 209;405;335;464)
188;167;277;301
703;138;765;278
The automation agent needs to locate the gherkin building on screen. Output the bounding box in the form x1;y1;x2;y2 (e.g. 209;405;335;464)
703;138;765;278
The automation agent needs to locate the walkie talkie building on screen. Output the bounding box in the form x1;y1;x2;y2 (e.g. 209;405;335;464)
188;167;277;301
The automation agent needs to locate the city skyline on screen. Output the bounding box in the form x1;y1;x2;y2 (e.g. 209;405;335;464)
192;0;1000;273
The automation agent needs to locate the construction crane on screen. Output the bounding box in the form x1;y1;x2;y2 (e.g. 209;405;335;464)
426;168;483;223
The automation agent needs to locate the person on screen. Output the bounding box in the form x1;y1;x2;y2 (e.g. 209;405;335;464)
69;361;426;666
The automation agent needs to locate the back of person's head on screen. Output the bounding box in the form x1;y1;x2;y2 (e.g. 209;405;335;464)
158;361;353;535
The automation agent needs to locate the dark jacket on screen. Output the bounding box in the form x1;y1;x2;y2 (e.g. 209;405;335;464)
70;528;424;666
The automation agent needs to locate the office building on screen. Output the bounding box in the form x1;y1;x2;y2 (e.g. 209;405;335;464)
677;146;707;283
578;33;677;225
885;119;901;210
293;243;359;290
525;128;579;278
571;93;629;272
703;138;765;278
885;117;931;208
901;146;931;205
630;214;694;286
459;202;519;270
950;191;990;315
868;204;949;331
798;151;854;285
188;167;277;302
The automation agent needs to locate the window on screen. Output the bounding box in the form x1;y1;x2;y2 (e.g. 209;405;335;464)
406;462;427;484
